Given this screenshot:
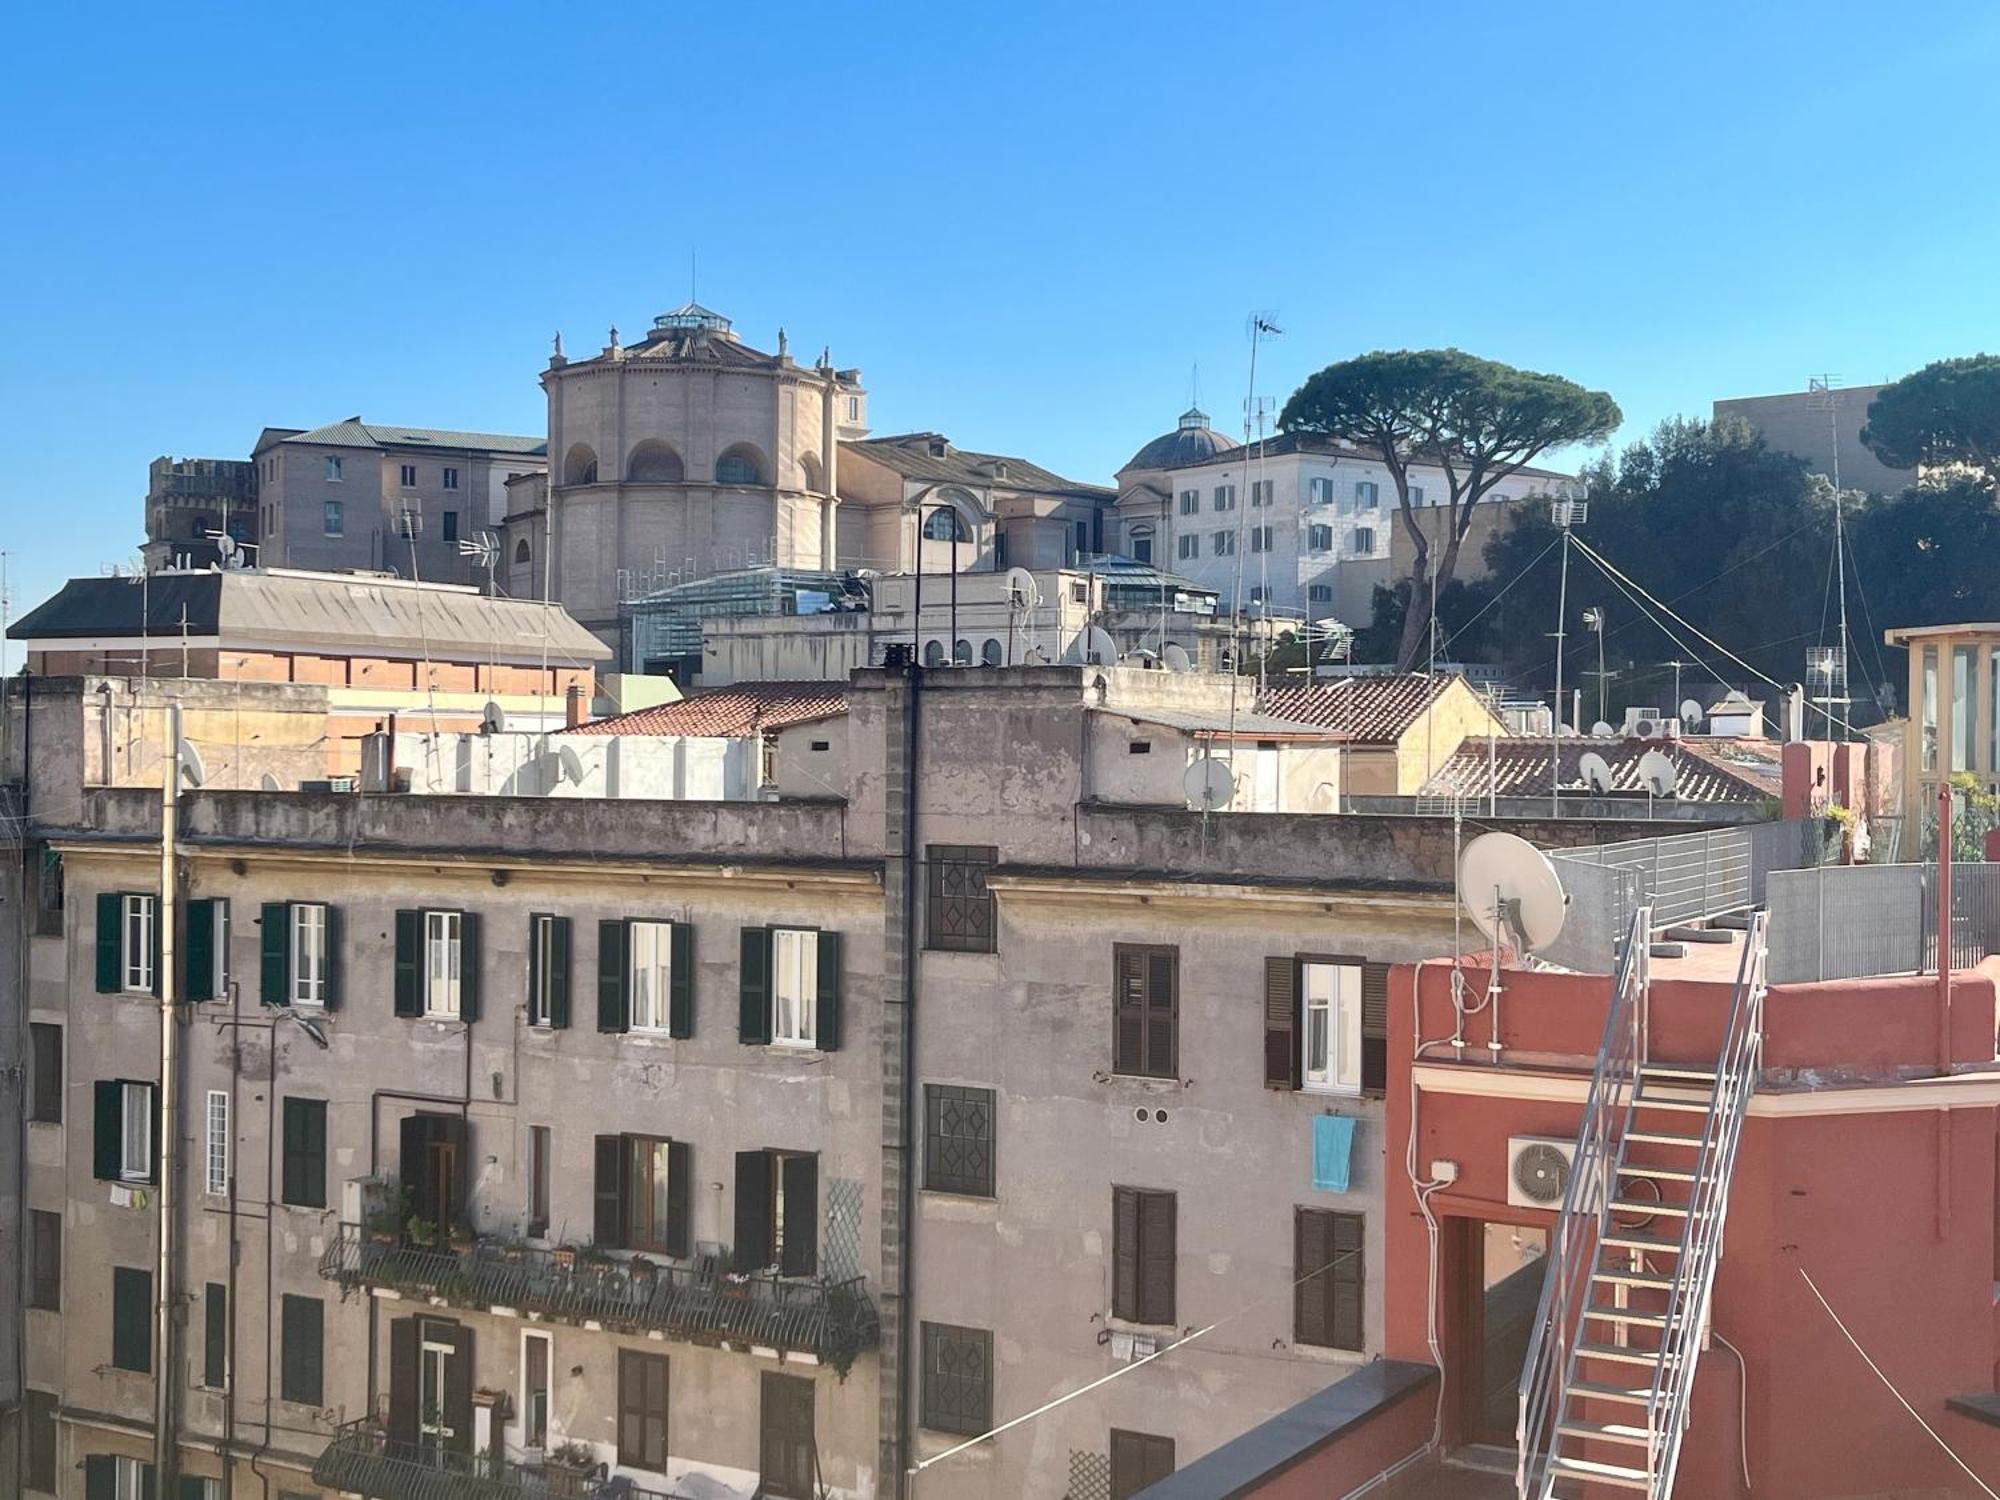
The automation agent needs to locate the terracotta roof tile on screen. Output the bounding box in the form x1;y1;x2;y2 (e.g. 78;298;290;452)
1260;675;1494;745
564;681;847;738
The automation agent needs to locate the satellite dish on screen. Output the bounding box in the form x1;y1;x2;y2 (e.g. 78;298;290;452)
1680;698;1705;727
1003;567;1041;611
259;772;282;792
1577;751;1615;794
1162;643;1192;672
1558;725;1580;737
1183;756;1236;812
557;744;586;785
1638;749;1678;798
1590;720;1614;736
1458;830;1569;954
1070;626;1118;666
176;738;207;788
481;700;507;734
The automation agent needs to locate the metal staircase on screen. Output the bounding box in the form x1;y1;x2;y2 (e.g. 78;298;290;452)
1517;907;1769;1499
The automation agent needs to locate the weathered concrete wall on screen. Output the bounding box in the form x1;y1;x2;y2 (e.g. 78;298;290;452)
390;730;750;800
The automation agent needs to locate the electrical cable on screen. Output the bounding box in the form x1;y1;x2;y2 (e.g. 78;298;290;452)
1710;1329;1754;1494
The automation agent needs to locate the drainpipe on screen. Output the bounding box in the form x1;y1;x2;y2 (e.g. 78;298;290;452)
155;703;185;1494
1936;779;1954;1240
880;659;922;1496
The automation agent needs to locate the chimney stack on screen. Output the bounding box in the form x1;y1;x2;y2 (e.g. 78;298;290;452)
565;682;587;730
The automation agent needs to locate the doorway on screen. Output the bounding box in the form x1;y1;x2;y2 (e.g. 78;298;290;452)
1458;1220;1550;1448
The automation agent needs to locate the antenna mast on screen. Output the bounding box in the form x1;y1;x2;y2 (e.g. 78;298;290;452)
1549;489;1587;813
1807;375;1854;739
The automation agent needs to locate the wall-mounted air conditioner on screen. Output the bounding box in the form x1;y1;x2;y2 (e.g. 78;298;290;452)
1507;1136;1580;1210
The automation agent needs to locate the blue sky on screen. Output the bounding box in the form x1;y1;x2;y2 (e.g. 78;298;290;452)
3;0;1996;621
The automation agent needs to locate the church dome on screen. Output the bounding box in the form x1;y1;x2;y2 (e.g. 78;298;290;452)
1120;406;1240;474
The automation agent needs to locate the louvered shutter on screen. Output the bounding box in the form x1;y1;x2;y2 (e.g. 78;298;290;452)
1112;949;1146;1074
387;1317;419;1449
549;916;572;1028
1295;1209;1331;1345
392;910;420;1017
665;1139;692;1259
204;1282;227;1390
1139;1191;1176;1325
814;930;841;1051
594;1135;624;1248
1112;1186;1140;1320
597;920;629;1033
260;903;289;1006
1331;1211;1365;1351
738;927;772;1045
443;1321;475;1455
780;1153;818;1276
96;893;122;992
148;1082;162;1184
458;911;481;1021
1264;956;1299;1090
1145;950;1176;1078
92;1080;122;1180
1360;962;1390;1095
733;1150;773;1272
323;905;343;1011
149;899;162;998
185;899;216;1003
84;1455;115;1500
668;921;694;1038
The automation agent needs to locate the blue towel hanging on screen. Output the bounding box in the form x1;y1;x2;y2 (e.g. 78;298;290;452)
1313;1114;1356;1193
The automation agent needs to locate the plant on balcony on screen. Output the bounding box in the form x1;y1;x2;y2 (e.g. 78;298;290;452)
364;1182;410;1245
551;1244;578;1271
406;1214;438;1248
447;1218;477;1253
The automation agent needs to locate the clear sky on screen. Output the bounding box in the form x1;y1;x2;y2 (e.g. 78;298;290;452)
3;0;1996;623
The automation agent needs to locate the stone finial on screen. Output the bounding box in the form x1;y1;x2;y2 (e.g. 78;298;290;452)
608;325;621;352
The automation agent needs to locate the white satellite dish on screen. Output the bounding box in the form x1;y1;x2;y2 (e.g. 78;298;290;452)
1458;830;1569;954
1162;643;1192;672
1183;756;1236;812
1680;698;1705;728
1558;724;1580;737
481;700;507;734
1577;751;1615;794
1003;567;1040;611
176;737;207;788
1072;626;1118;666
557;744;586;786
1638;749;1679;798
1590;720;1615;736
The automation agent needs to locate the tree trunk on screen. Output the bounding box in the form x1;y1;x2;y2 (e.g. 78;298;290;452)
1393;527;1468;672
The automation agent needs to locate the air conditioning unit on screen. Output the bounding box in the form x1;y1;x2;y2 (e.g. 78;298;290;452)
1507;1136;1579;1210
1622;707;1682;740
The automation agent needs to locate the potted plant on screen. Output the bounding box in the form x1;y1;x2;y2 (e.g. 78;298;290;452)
544;1440;597;1498
551;1244;578;1271
447;1218;477;1254
406;1214;438;1248
364;1182;409;1245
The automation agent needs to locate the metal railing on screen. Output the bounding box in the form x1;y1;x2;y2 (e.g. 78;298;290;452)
311;1417;691;1500
1765;860;2000;982
1517;905;1652;1498
319;1227;880;1374
1643;912;1767;1496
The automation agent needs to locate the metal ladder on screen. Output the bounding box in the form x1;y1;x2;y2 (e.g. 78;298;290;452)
1519;909;1768;1498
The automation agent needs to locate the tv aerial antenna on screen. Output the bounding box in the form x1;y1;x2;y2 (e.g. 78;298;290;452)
1807;374;1856;738
1457;831;1570;1047
1548;487;1589;813
458;530;501;595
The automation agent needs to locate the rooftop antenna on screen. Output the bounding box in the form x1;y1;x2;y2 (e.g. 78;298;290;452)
1581;605;1615;724
1662;658;1694;720
1807;375;1854;740
1548;487;1588;814
1227;311;1282;769
1457;830;1570;1056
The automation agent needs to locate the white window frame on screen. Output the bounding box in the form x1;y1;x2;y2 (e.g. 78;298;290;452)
420;1333;455;1455
424;910;462;1019
771;928;819;1048
114;1456;151;1500
528;914;557;1027
628;920;674;1034
205;1090;230;1196
290;903;327;1008
1178;489;1198;515
1212;485;1235;512
1355;480;1379;510
400;463;419;489
1301;961;1362;1095
121;1081;152;1182
122;893;155;993
324;456;342;482
1213;531;1235;557
846;396;860;421
1354;527;1375;555
442;466;460;491
1409;484;1425;506
521;1328;553;1452
1309;476;1333;506
1309;524;1333;553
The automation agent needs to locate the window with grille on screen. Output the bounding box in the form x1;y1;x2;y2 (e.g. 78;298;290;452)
1295;1208;1364;1350
206;1089;230;1196
920;1322;993;1436
1112;945;1177;1079
924;1084;995;1197
926;844;997;952
1112;1186;1176;1325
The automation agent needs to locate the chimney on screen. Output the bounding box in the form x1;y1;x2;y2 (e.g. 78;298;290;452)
565;683;587;730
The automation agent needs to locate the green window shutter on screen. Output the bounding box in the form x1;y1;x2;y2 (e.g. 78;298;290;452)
96;893;122;992
112;1265;152;1372
593;1134;625;1247
738;927;771;1045
185;899;215;1003
84;1454;115;1500
283;1098;327;1208
92;1080;122;1181
732;1149;774;1272
204;1282;228;1389
149;1083;161;1183
393;910;420;1017
459;911;481;1022
550;917;572;1028
668;921;695;1039
666;1139;692;1260
597;920;629;1033
815;930;842;1052
323;905;344;1012
260;903;289;1007
1264;956;1299;1090
779;1153;819;1276
179;1476;210;1500
281;1293;324;1404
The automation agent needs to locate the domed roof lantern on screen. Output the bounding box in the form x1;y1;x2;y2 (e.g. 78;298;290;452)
1120;404;1242;474
1178;405;1213;431
651;301;735;339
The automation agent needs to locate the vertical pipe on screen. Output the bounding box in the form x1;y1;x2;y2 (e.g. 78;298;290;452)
155;702;182;1491
1937;779;1955;1240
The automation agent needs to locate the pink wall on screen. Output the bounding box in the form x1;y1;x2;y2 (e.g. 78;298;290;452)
1231;1379;1438;1500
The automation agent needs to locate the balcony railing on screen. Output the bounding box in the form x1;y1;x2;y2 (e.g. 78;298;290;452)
312;1416;690;1500
319;1225;880;1375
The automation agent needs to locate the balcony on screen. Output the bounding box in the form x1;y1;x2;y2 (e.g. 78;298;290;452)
319;1225;880;1375
312;1417;690;1500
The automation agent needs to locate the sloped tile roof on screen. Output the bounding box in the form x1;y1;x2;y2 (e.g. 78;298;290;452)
275;417;547;456
844;433;1113;499
564;681;847;739
1260;675;1495;745
1421;736;1783;804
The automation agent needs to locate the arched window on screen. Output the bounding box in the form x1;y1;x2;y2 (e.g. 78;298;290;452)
563;444;599;486
514;538;532;565
627;441;685;483
953;639;972;666
982;639;1003;666
923;640;946;668
922;508;970;542
798;453;825;493
715;444;766;486
1129;522;1155;565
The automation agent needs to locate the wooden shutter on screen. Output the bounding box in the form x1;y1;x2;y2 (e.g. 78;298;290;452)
204;1282;227;1389
780;1153;819;1276
283;1098;326;1208
84;1454;116;1500
96;892;122;992
113;1265;151;1371
1295;1208;1331;1345
666;1139;692;1259
594;1134;625;1248
93;1080;122;1180
814;930;841;1051
528;915;547;1024
185;899;215;1003
388;1316;419;1450
399;1114;435;1230
733;1149;774;1272
1145;951;1176;1079
1331;1211;1365;1351
1112;948;1147;1074
1264;956;1300;1090
281;1294;323;1404
148;1082;161;1183
1361;962;1390;1095
550;916;572;1027
597;920;629;1033
668;921;695;1039
739;927;772;1044
393;910;421;1016
442;1321;475;1455
323;905;344;1011
1112;1186;1140;1321
1139;1191;1176;1325
260;902;289;1006
458;911;481;1021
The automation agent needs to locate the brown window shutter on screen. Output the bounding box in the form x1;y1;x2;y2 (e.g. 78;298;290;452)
1331;1211;1365;1351
1139;1190;1176;1325
443;1320;475;1455
1146;950;1177;1078
1295;1209;1331;1345
1264;956;1299;1090
1113;948;1147;1073
593;1135;625;1248
1361;962;1390;1095
665;1140;692;1260
1112;1186;1140;1320
387;1317;418;1450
